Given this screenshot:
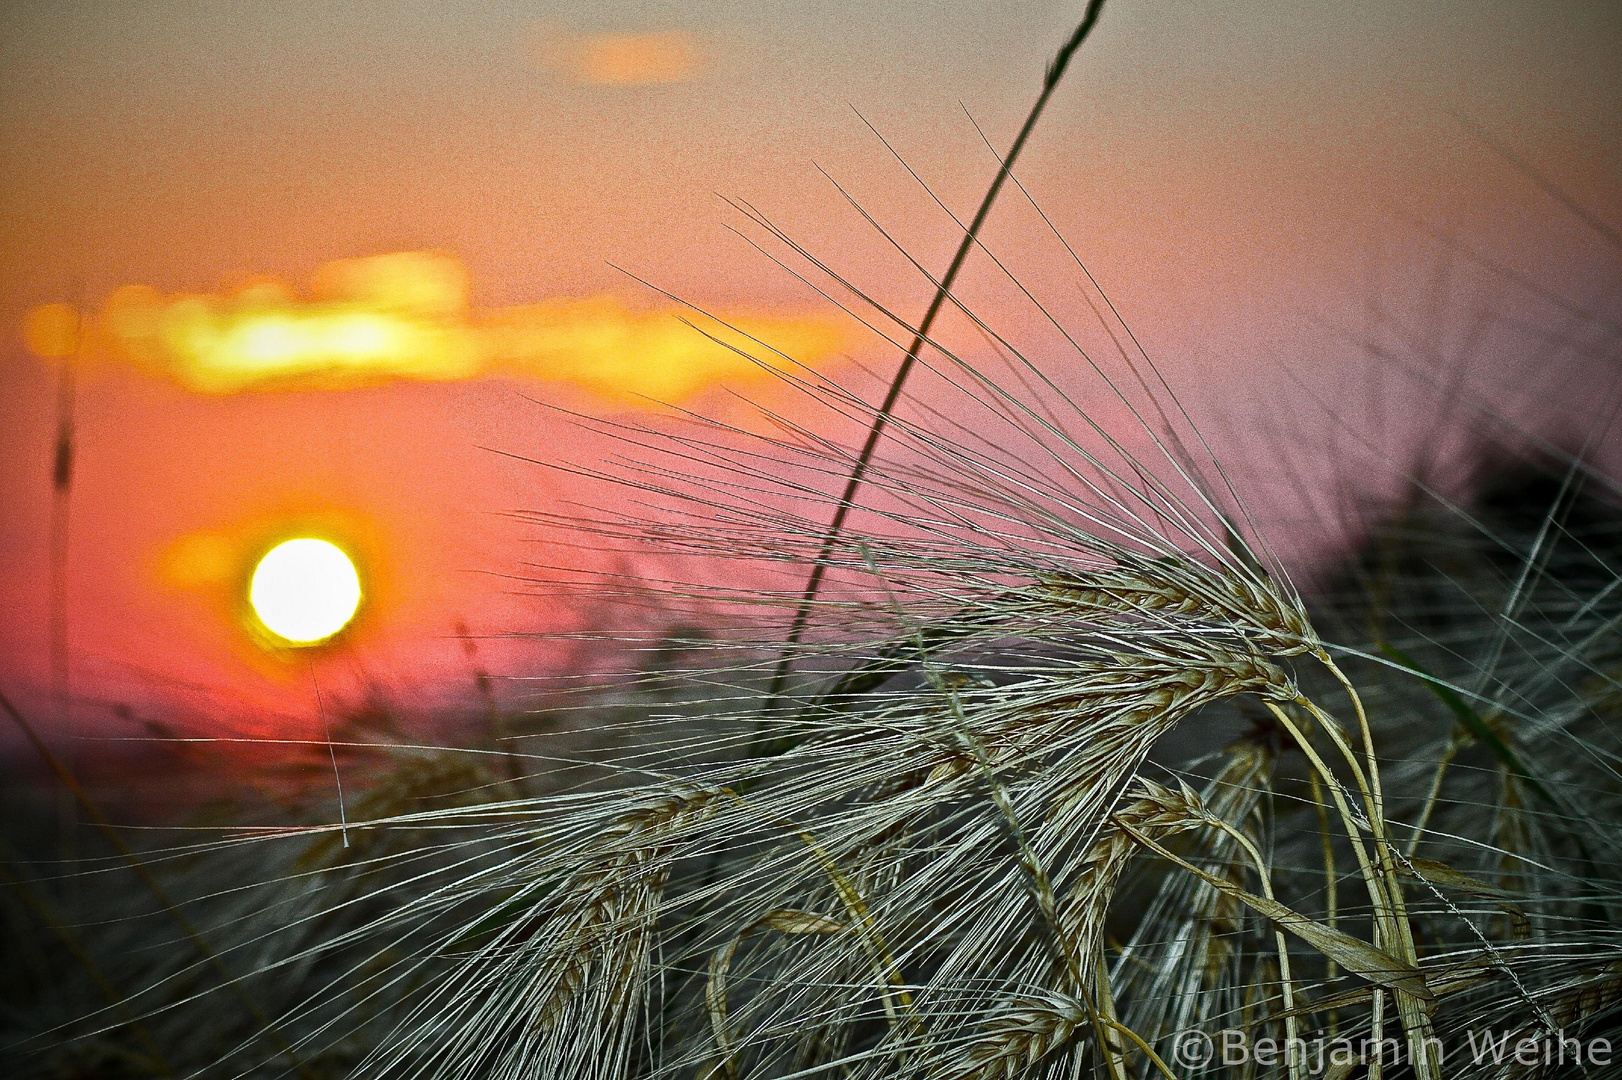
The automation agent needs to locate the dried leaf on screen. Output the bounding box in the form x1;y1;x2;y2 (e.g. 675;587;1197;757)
1401;858;1530;937
1281;962;1499;1019
1324;1058;1361;1080
1116;819;1433;1001
757;909;846;935
1401;857;1512;898
707;909;845;1080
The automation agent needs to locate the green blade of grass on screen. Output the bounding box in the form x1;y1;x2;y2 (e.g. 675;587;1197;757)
1377;642;1560;811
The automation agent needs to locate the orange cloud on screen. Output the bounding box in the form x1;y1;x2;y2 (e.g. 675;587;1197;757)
528;23;706;86
29;251;848;405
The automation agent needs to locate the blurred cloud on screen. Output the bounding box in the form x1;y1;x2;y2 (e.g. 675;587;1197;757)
24;251;849;405
158;531;239;589
526;22;707;86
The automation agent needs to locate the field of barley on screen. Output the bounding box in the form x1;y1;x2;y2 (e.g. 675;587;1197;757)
3;3;1620;1078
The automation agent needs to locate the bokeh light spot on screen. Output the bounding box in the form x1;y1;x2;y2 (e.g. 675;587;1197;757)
248;538;362;645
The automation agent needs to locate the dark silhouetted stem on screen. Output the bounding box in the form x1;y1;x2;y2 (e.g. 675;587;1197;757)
757;0;1109;731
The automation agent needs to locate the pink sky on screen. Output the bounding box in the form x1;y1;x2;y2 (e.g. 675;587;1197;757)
1;1;1618;758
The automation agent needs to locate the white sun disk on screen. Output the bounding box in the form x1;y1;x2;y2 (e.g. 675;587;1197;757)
249;538;362;645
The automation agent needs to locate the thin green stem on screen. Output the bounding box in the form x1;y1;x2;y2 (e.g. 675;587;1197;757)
1406;741;1460;858
1308;771;1340;1036
1311;659;1440;1080
1204;816;1302;1080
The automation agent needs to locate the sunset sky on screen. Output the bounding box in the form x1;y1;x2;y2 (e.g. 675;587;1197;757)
2;1;1618;753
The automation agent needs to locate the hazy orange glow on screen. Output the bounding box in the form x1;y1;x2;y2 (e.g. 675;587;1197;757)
529;24;705;86
26;251;849;404
22;303;80;359
146;505;394;675
159;531;240;590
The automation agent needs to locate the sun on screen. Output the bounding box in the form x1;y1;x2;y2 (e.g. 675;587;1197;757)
248;538;362;645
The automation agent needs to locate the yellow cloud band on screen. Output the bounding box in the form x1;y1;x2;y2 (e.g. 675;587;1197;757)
29;251;848;405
